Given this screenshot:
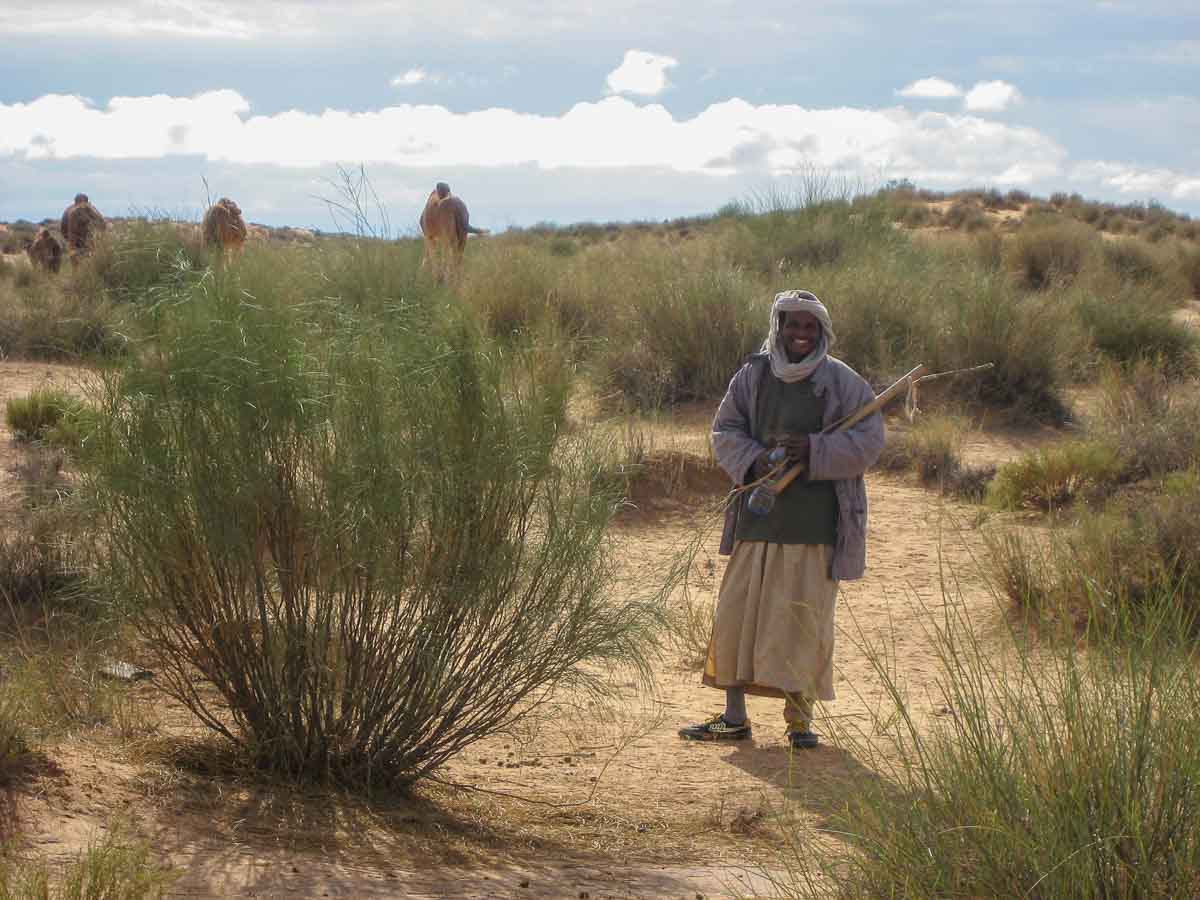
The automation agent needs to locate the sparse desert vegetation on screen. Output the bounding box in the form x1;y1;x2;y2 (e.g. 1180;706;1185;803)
0;182;1199;895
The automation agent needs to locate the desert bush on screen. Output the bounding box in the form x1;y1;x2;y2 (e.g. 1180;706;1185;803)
456;239;578;339
68;221;209;304
988;474;1200;635
1005;188;1032;207
596;263;761;408
943;199;987;232
1092;362;1200;480
5;389;78;441
774;591;1200;898
875;413;967;485
875;412;995;500
986;440;1124;511
1078;291;1198;373
1182;248;1200;299
1101;237;1166;284
85;288;658;786
971;231;1004;271
1009;220;1098;289
814;248;1080;420
0;823;174;899
725;196;898;277
315;236;434;316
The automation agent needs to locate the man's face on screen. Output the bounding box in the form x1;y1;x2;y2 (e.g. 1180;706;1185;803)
780;310;821;362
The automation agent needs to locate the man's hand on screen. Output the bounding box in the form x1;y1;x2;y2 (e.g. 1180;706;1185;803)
750;449;776;481
780;435;811;466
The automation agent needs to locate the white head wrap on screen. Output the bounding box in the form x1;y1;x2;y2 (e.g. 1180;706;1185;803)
762;289;836;383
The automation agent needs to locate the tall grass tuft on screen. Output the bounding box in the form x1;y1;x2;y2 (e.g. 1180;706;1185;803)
0;823;174;898
1092;360;1200;478
85;285;659;786
595;259;762;408
988;473;1200;632
1010;219;1098;289
1077;288;1198;374
986;441;1124;511
774;589;1200;899
5;389;78;441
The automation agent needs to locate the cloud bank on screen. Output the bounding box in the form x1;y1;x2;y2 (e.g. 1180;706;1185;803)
2;85;1197;226
0;89;1066;188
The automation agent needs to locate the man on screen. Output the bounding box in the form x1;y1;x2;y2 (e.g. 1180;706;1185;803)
680;290;884;750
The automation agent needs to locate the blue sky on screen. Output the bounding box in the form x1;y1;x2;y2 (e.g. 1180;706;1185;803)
1;1;1197;230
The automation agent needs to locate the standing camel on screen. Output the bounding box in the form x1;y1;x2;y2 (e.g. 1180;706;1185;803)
60;193;107;258
418;182;487;283
27;228;64;273
203;198;248;258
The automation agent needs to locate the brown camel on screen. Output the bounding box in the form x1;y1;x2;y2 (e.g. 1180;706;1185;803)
202;197;248;255
60;193;107;257
419;182;487;283
26;227;64;273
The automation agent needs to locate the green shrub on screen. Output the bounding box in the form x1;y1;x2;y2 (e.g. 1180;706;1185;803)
5;389;77;441
876;413;996;500
1182;248;1200;299
1010;220;1098;289
86;288;658;786
68;221;210;303
988;475;1200;633
456;239;579;339
726;198;898;277
1101;237;1166;284
943;199;988;232
987;440;1124;511
1078;292;1198;373
0;690;29;778
1093;361;1200;479
597;265;761;408
775;594;1200;898
0;823;174;898
0;275;125;361
876;413;967;484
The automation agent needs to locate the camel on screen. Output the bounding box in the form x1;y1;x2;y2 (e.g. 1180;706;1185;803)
202;198;248;256
60;193;107;257
26;227;63;273
419;182;487;283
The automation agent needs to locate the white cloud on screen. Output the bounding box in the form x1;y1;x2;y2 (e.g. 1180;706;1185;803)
391;69;438;88
0;89;1068;191
0;1;261;39
897;77;962;99
964;80;1023;111
1070;160;1200;200
606;50;679;96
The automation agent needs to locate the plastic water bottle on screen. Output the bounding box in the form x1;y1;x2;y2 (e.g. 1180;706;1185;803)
747;447;787;516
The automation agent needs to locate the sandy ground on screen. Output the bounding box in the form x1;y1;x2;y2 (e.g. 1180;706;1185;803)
0;360;1079;898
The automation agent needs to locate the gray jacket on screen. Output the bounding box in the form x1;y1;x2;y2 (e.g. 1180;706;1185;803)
712;353;885;581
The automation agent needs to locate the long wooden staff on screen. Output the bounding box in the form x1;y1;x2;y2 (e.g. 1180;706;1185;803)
734;362;995;512
765;364;928;496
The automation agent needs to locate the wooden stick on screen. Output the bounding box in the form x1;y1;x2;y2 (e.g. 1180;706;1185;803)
767;364;927;495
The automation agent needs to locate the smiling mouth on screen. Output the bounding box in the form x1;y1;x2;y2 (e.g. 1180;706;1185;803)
790;339;812;352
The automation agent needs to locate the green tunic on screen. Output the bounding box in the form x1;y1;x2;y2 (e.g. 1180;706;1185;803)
736;375;838;546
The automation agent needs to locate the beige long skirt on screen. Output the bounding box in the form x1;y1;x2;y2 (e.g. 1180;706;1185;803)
702;541;839;701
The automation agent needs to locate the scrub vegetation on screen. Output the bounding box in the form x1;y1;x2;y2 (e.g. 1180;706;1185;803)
0;180;1199;892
